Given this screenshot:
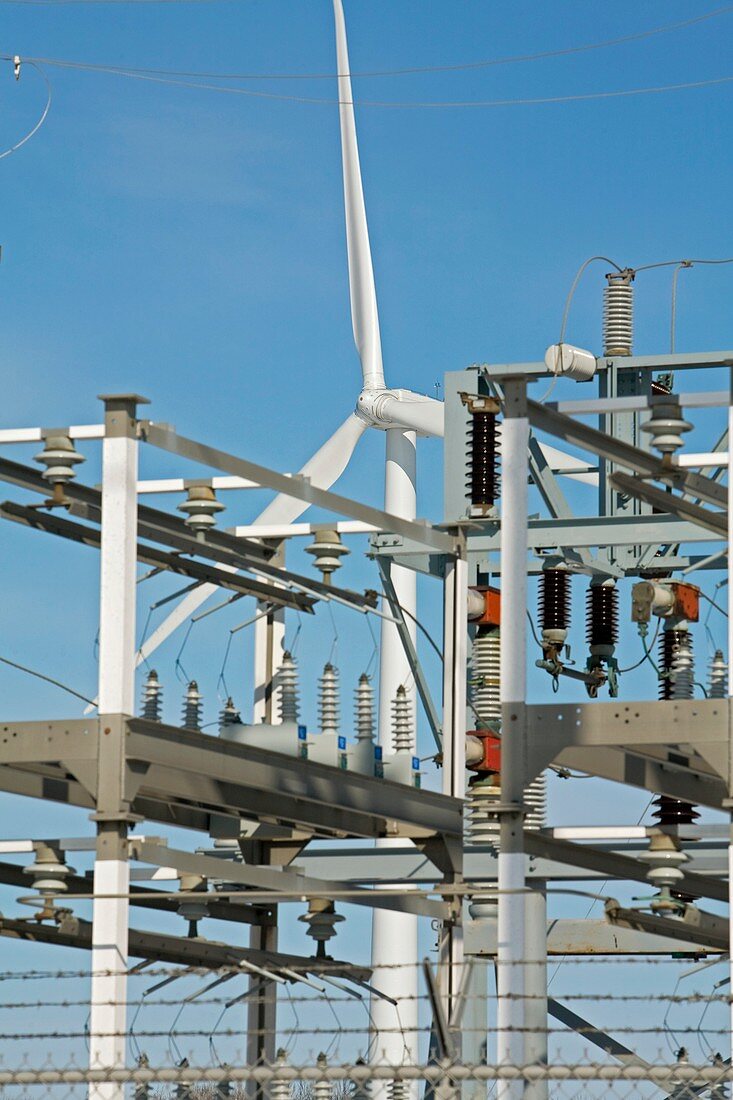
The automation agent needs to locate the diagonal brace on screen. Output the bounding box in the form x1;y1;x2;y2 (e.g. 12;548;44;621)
376;558;442;750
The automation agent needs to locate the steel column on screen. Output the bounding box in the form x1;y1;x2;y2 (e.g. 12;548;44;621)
497;381;528;1095
89;395;146;1100
246;908;278;1098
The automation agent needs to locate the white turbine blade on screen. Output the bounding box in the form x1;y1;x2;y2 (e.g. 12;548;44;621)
538;441;599;486
134;413;368;668
334;0;385;392
256;411;368;525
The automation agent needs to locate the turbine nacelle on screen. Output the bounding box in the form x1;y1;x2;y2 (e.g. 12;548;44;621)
356;388;444;437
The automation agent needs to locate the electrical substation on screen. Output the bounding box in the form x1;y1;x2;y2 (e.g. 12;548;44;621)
1;2;732;1099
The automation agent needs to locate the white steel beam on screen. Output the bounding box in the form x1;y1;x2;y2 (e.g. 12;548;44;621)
0;424;105;444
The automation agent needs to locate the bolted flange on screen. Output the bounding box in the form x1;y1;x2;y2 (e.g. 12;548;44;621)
34;434;85;507
177;485;225;536
24;843;74;896
298;898;344;958
641;400;692;457
177;872;209;937
637;832;689;911
305;528;350;584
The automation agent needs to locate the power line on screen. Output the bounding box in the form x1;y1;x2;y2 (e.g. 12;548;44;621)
4;3;732;73
4;55;733;109
0;59;51;158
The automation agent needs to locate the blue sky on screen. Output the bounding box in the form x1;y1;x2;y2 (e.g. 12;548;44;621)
0;0;731;1069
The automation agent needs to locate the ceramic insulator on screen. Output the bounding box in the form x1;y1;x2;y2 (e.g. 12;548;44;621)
391;685;413;753
141;669;162;722
181;680;203;731
603;270;634;356
318;663;340;735
471;627;501;728
278;651;300;724
354;673;375;742
709;649;728;698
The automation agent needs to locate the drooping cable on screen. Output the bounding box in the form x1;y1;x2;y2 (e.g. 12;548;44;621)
0;653;95;706
8;5;733;78
0;59;52;159
3;53;733;109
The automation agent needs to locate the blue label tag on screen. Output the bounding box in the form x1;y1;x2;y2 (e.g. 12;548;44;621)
375;746;383;760
298;725;307;740
338;736;346;750
412;756;420;770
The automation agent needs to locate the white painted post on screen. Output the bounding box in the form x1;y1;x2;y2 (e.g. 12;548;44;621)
89;394;147;1100
440;553;468;1033
371;426;419;1100
727;387;733;1054
523;887;548;1100
253;604;285;723
497;380;529;1094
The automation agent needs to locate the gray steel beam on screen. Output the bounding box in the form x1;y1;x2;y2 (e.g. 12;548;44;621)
522;831;728;904
605;900;729;952
523;698;729;787
0;914;370;978
527;400;727;509
469;513;720;551
0;857;269;927
549;391;730;415
548;999;648;1067
0;717;463;841
142;422;456;554
0;456;377;616
608;474;726;536
0;502;316;612
482;352;733;382
129;840;449;920
125;718;464;840
464;918;722;956
0;453;274;564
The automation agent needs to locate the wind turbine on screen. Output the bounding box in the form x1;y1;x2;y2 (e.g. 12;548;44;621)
133;1;590;1076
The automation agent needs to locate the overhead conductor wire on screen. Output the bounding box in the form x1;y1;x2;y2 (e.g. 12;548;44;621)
7;5;733;79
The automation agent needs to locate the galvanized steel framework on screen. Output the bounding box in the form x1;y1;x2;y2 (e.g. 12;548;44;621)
0;354;729;1091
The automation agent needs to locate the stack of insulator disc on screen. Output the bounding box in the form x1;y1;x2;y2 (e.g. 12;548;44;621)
141;669;162;722
318;663;340;735
471;627;501;727
466;777;501;848
181;680;202;731
391;685;413;753
652;794;699;827
603;271;634;356
467;410;500;511
659;629;693;700
524;774;547;830
278;651;300;723
540;569;570;636
708;650;728;698
219;697;241;727
586;583;618;652
354;673;375;742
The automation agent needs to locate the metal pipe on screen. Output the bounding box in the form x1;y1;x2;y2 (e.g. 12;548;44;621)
372;427;419;1100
